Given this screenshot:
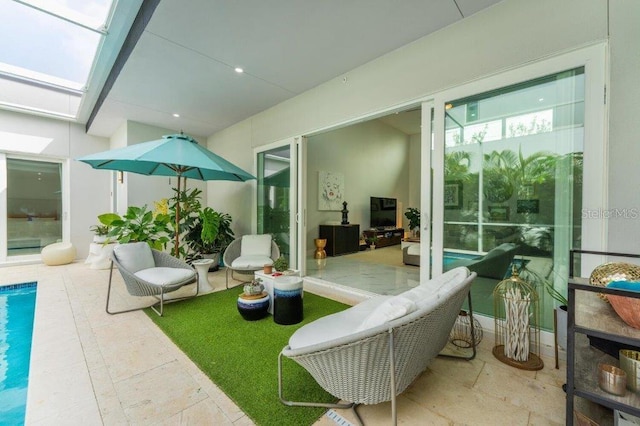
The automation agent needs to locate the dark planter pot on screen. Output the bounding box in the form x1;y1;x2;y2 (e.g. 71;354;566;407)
556;305;567;350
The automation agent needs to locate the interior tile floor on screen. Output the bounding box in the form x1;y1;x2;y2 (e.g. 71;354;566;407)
2;261;567;425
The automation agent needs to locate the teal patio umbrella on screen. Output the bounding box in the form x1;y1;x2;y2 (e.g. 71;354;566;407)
77;133;255;255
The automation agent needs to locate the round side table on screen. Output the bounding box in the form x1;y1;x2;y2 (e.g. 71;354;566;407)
192;259;214;293
237;292;270;321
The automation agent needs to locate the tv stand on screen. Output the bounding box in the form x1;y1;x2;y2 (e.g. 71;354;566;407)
363;228;404;248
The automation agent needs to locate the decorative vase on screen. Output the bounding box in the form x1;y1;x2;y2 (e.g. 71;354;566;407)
243;282;264;296
237;293;270;321
314;238;327;259
263;264;273;274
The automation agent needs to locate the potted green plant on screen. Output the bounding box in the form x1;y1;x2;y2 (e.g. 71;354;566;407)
91;213;121;244
184;208;234;270
273;256;288;272
519;264;568;350
544;277;568;351
405;207;420;237
103;205;171;251
366;234;379;249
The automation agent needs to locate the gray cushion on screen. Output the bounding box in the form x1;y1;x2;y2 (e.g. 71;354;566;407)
114;242;155;273
135;267;195;286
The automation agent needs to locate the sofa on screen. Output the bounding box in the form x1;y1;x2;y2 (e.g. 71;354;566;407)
278;267;477;424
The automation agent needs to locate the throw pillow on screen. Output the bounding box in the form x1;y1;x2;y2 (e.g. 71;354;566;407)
355;296;417;332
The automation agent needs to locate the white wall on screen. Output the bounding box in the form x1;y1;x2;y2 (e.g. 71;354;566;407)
408;133;421;209
607;0;640;253
208;0;614;247
0;109;111;260
306;120;410;250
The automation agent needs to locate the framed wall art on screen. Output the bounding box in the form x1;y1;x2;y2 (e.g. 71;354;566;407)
318;171;344;211
444;181;463;209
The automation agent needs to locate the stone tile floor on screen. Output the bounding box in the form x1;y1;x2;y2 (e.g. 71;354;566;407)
0;261;566;425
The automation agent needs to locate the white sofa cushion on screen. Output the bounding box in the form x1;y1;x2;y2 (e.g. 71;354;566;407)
114;242;155;273
407;244;420;256
355;296;417;332
288;296;391;350
287;267;471;350
240;234;272;257
135;267;195;286
231;255;274;269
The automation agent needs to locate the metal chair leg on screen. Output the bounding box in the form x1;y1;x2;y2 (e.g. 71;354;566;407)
106;262;199;317
278;351;364;426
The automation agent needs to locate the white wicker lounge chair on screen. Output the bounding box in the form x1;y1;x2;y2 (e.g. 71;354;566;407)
106;242;198;316
278;267;477;425
223;235;280;288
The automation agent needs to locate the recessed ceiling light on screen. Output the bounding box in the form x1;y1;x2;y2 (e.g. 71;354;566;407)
234;67;244;73
172;113;180;118
538;98;544;102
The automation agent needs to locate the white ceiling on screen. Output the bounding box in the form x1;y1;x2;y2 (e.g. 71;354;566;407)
87;0;503;138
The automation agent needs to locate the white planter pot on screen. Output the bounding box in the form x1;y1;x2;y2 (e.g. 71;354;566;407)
556;305;568;350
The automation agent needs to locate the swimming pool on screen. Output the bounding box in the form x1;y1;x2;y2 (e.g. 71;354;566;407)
0;282;37;426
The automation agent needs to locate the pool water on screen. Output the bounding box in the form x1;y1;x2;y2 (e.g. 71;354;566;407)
0;282;37;426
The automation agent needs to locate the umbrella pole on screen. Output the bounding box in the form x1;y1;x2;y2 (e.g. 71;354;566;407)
175;175;181;257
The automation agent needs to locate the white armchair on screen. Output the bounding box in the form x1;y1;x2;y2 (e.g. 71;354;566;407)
223;234;280;288
107;242;198;316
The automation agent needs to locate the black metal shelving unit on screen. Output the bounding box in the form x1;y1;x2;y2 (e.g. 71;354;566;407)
566;250;640;425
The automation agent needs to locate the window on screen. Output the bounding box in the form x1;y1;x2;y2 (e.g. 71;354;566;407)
0;0;115;119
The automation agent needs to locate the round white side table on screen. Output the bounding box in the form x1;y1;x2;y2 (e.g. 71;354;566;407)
192;259;214;293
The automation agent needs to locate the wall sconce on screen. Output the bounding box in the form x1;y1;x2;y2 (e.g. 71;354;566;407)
117;171;124;183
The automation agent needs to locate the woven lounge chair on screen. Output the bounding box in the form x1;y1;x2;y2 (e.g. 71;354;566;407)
223;234;280;288
278;267;477;425
106;242;198;316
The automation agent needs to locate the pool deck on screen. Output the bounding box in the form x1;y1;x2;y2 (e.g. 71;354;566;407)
0;261;567;425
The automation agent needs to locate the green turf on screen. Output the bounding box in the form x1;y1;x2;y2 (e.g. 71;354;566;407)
146;289;349;426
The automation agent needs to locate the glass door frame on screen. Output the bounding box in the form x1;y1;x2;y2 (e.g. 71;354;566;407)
253;137;302;270
0;153;70;264
428;43;607;281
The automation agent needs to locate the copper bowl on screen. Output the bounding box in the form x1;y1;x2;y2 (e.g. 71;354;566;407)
598;364;627;396
607;288;640;329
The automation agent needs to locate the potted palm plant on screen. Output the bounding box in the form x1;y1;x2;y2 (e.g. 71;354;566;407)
404;207;420;238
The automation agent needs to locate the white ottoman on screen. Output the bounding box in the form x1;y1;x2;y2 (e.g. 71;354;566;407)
42;242;76;266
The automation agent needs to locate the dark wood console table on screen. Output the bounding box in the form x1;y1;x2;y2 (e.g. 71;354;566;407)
319;224;360;256
362;228;404;248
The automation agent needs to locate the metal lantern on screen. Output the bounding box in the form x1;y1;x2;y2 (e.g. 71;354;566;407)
493;266;544;370
450;310;483;348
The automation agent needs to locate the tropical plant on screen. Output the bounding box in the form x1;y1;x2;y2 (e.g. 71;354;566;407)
404;207;420;231
92;212;121;236
184;207;234;263
104;205;171;250
444;151;473;182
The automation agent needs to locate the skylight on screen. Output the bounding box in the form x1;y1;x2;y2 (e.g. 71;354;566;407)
0;0;115;119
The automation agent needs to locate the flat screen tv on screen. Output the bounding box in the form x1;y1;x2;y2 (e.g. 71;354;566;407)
370;197;397;229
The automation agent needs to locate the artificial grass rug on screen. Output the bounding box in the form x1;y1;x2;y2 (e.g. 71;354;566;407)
146;289;349;426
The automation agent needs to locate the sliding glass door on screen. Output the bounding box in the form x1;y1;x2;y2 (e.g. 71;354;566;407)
430;45;606;331
256;137;303;270
3;157;63;258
